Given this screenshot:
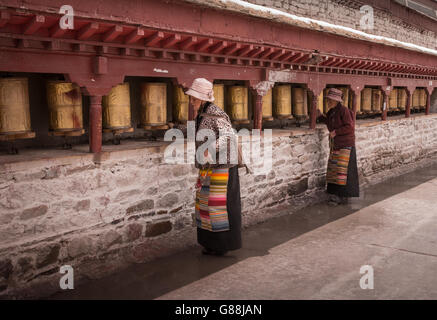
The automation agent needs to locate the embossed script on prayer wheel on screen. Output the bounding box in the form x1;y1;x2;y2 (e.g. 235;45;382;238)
173;86;188;123
389;89;398;111
273;85;293;119
292;87;308;119
102;83;131;130
397;88;407;111
361;88;372;113
412;89;420;110
46;81;83;131
140;83;167;127
213;84;225;111
262;89;273;121
228;86;249;123
0;78;32;134
371;89;382;113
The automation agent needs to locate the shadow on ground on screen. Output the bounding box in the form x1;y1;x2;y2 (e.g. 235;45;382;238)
50;162;437;299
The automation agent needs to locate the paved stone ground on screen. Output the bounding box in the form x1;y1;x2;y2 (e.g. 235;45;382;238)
51;162;437;300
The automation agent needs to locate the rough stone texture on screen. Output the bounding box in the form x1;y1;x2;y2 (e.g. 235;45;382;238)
20;205;48;220
240;0;437;50
0;115;436;298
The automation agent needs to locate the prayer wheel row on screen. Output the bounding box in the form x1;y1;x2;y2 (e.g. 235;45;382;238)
412;89;427;111
388;88;407;111
361;88;383;114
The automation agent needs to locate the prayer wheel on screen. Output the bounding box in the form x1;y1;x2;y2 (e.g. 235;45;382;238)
317;91;324;114
227;86;249;123
338;87;349;108
140;83;167;127
213;84;225;110
412;89;420;111
273;85;293;119
46;81;83;132
323;88;330;114
355;91;362;114
262;89;273;121
419;89;427;109
397;88;407;111
361;88;372;113
0;78;32;135
102;83;131;130
371;89;383;113
173;86;188;123
292;87;308;120
388;89;398;111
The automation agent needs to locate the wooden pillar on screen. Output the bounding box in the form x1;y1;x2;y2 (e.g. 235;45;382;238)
381;90;388;121
309;90;318;129
405;89;411;118
426;88;431;115
89;95;102;153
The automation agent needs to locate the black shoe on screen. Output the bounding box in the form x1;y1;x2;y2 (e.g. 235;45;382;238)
202;248;228;256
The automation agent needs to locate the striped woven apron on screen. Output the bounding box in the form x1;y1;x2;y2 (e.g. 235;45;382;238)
326;138;352;186
195;168;230;232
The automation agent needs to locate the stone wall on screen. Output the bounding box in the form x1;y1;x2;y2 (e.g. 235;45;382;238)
243;0;437;50
1;114;437;298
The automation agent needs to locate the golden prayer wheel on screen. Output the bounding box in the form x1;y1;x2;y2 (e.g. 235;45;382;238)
317;91;324;114
46;81;83;132
173;86;188;123
371;89;383;113
0;78;32;135
102;83;131;130
412;89;420;110
419;89;427;108
397;88;407;111
388;89;398;111
338;87;349;108
140;83;167;127
262;89;273;121
292;87;308;120
227;86;249;123
273;85;293;119
213;84;225;111
361;88;372;113
355;91;361;114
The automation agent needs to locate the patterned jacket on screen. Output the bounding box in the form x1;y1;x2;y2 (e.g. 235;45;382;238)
195;102;237;169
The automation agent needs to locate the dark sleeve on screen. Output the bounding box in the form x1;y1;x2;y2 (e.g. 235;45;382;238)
317;114;327;124
335;108;354;136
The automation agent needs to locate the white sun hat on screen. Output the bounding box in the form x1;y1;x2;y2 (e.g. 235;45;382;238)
185;78;215;102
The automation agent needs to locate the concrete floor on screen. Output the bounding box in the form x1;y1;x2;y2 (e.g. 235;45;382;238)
52;162;437;300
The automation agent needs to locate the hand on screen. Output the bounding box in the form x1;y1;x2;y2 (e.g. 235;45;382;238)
329;130;336;138
204;149;208;158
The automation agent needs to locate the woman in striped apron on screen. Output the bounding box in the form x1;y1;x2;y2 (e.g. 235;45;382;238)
185;78;242;256
318;88;359;205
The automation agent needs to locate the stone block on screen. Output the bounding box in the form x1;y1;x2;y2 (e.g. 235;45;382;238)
287;178;309;196
125;223;143;242
145;221;172;237
20;205;48;220
103;230;122;248
68;237;94;258
36;244;61;268
126;199;154;215
157;193;179;208
0;259;13;280
74;199;90;212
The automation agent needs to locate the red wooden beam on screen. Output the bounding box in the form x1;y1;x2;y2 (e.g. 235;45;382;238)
223;43;241;55
144;31;164;46
179;36;197;50
269;49;286;60
289;52;303;63
50;23;68;38
196;38;213;52
258;47;273;59
337;59;351;68
246;46;264;58
77;22;99;40
0;11;12;28
278;51;294;61
23;15;45;35
125;27;145;44
103;25;123;42
209;40;227;54
161;33;181;48
237;44;254;57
